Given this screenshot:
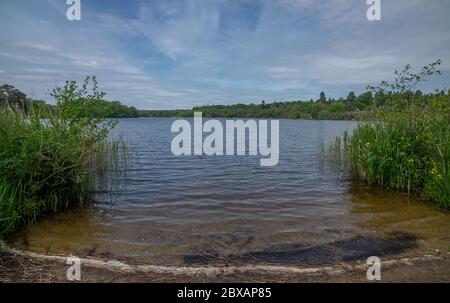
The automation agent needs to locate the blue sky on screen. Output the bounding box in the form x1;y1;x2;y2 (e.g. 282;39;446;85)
0;0;449;109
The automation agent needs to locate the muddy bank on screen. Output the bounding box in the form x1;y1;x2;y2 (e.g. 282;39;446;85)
1;248;449;283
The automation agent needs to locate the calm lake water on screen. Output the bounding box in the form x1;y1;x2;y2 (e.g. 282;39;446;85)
10;118;450;265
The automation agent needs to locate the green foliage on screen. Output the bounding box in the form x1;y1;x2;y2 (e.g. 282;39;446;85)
1;84;53;114
0;77;120;236
334;60;449;206
141;94;376;120
2;80;376;121
329;102;346;113
319;91;326;103
50;76;139;119
1;79;139;119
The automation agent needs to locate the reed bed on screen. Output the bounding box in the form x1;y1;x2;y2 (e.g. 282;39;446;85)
0;78;126;235
329;61;449;207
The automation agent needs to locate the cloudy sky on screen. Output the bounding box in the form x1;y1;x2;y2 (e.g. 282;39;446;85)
0;0;449;109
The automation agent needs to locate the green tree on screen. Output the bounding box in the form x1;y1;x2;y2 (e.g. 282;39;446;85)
319;91;326;103
345;91;357;111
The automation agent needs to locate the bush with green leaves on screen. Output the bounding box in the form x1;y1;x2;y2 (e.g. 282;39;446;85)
0;77;120;235
337;60;449;206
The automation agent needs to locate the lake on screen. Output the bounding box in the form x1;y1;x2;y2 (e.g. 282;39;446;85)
10;118;450;266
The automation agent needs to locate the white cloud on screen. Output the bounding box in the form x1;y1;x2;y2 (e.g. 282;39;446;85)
73;60;99;68
13;42;56;52
268;66;304;79
0;0;449;108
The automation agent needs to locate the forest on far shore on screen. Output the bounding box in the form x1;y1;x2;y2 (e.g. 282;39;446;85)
1;83;446;120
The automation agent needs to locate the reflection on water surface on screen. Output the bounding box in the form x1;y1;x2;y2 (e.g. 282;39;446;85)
10;119;450;265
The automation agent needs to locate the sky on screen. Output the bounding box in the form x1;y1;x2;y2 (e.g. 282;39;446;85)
0;0;449;110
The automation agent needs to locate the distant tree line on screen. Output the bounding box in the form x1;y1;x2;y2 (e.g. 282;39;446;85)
3;83;445;120
141;91;381;120
0;84;49;113
1;83;139;118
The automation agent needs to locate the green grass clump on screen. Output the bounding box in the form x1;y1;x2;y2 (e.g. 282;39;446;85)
0;77;120;236
332;61;449;207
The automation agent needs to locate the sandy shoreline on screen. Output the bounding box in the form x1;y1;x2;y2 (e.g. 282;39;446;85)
1;243;449;283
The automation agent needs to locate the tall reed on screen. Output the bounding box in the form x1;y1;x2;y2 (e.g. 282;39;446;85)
330;61;449;207
0;77;124;235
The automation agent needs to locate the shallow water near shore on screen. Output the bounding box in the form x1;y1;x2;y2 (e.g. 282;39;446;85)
9;118;450;266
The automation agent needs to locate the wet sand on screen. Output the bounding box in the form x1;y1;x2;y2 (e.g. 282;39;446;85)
1;251;449;283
